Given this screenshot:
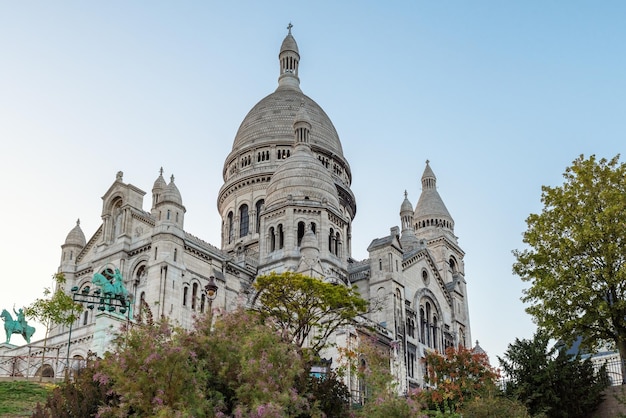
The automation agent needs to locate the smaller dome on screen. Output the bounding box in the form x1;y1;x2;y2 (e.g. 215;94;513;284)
280;29;299;55
265;107;339;209
162;175;183;206
400;190;413;214
265;148;339;209
153;167;167;192
65;219;86;247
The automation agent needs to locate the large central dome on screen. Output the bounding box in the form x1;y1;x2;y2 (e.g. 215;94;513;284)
231;90;344;158
217;27;356;253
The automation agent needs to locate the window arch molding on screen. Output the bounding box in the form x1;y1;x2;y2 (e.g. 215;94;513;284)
130;258;149;285
449;256;459;273
412;288;445;324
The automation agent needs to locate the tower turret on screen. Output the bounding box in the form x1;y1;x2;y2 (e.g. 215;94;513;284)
277;23;301;91
61;219;86;266
400;191;420;251
414;161;455;239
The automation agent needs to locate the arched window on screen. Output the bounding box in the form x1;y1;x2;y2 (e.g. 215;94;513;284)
449;257;458;273
379;259;383;271
82;311;88;326
227;212;234;244
310;222;316;234
297;221;305;246
278;224;284;249
183;286;189;306
269;227;276;251
174;248;178;262
200;294;206;313
335;231;340;256
255;199;264;233
420;308;426;343
239;204;249;237
328;228;334;253
192;283;198;310
426;302;432;347
433;316;438;351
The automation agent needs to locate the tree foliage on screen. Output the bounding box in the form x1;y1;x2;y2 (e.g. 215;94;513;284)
498;331;608;418
95;318;212;417
461;396;530;418
191;309;313;417
421;345;499;413
341;335;427;418
252;272;368;353
33;307;351;417
513;154;626;358
25;273;83;330
513;155;626;358
32;353;117;418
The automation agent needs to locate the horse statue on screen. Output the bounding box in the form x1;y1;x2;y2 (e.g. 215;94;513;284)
92;268;129;305
1;309;35;344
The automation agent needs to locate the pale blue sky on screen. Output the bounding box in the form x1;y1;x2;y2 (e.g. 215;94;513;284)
1;1;624;363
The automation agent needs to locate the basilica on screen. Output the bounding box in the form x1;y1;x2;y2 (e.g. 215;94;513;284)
1;28;471;394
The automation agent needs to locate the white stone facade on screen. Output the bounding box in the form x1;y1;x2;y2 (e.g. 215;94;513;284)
0;28;471;392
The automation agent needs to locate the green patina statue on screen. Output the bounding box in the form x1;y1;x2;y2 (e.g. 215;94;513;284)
93;268;128;299
1;307;35;344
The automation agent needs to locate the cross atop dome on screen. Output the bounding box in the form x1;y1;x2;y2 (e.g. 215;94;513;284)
287;22;293;33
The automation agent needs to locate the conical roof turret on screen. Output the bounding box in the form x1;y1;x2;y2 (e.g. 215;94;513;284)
400;191;420;251
400;190;413;214
152;167;167;209
64;219;86;247
162;175;183;206
153;167;167;191
414;161;454;232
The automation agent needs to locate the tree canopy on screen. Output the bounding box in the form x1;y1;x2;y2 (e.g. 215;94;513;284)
252;272;368;354
498;331;608;418
25;273;83;331
422;345;499;413
513;154;626;358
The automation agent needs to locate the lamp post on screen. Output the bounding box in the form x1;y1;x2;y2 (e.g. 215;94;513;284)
66;285;131;372
204;275;219;326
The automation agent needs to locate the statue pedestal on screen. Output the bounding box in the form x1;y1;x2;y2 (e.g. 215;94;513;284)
90;311;129;357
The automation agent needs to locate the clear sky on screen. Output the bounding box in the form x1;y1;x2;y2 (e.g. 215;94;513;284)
1;1;624;364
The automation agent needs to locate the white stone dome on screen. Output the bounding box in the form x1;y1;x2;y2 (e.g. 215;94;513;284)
231;90;344;158
64;219;86;247
265;106;340;210
162;176;183;206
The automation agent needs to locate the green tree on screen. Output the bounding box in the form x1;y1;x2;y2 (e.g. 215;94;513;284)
25;273;83;332
421;345;499;413
498;331;608;418
25;273;84;380
461;396;530;418
252;272;368;354
513;154;626;363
